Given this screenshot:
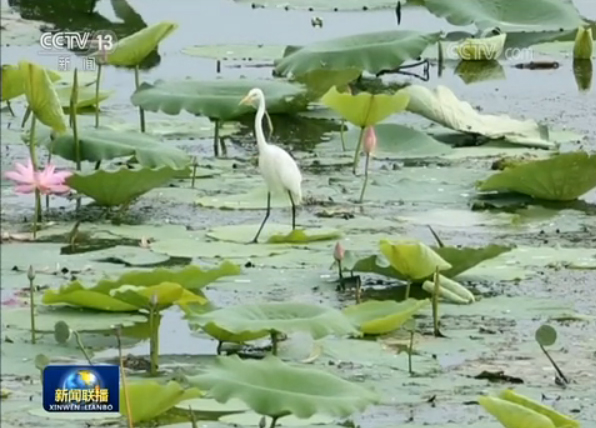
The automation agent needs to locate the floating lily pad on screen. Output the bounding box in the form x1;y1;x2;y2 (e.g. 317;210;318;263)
221;413;335;426
343;299;431;335
434;245;514;278
105;116;239;140
28;408;121;420
182;44;286;61
207;224;341;244
150;238;288;259
196;187;299;210
532;40;596;59
174;397;248;414
477;151;596;201
188;355;379;419
67;166;180;207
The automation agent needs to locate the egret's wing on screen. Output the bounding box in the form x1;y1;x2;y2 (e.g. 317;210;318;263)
270;145;302;202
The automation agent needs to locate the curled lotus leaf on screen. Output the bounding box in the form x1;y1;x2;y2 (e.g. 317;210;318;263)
188;355;380;419
379;239;451;281
343;299;431;335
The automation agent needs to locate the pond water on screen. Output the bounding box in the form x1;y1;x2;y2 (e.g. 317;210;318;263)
1;0;596;427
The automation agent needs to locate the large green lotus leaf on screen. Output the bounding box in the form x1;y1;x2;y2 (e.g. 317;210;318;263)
433;245;514;278
182;44;287;61
403;84;554;149
2;306;145;332
234;0;399;11
188;355;380;418
340;251;405;279
276;30;441;76
199;322;270;344
66;167;179;207
321;87;410;127
189;302;360;340
99;21;178;66
2;64;61;101
293;69;362;99
478;396;556;428
18;61;68;133
424;0;584;31
207;223;341;244
496;389;580;427
477;151;596;201
342;299;431;335
39;127;190;168
131;79;309;121
54;84;113;109
42;263;238;311
120;381;202;423
337;123;452;158
379;239;451;280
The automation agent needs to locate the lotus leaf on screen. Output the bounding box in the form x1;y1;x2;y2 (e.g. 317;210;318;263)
496;389;579;427
321;87;410;128
234;0;398;11
38;127;190;168
175;397;249;414
198;323;270;344
43;263;240;311
120;380;202;423
131;79;309;121
188;355;379;419
66;166;180;207
18;61;67;133
455;33;506;61
293;69;361;99
54;84;113;109
111;281;205;310
207;224;341;244
477;151;596;201
188;302;359;340
182;44;287;61
99;21;178;66
535;324;557;347
275;30;441;76
403;84;554;148
2;64;61;101
478;395;555;427
379;239;451;281
338;124;452;158
433;244;513;278
343;299;431;335
424;0;584;31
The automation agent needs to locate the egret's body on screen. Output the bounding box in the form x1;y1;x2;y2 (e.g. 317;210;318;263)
239;88;302;243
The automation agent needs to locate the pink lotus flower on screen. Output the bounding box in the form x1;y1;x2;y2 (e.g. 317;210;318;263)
363;126;377;155
4;159;72;195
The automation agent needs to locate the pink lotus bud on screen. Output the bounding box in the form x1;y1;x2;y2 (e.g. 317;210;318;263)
363;126;377;155
333;241;344;262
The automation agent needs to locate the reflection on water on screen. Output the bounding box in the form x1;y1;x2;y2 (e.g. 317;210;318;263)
7;0;160;69
573;59;594;92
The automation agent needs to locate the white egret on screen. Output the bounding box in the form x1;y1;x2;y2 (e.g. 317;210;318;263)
239;88;303;243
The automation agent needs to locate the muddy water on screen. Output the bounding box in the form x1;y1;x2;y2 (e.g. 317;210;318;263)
2;0;596;426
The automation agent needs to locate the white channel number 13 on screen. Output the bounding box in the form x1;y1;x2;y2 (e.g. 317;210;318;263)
94;32;114;53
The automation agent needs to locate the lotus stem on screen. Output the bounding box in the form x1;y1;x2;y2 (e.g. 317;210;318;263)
70;69;82;212
339;119;346;151
216;341;223;355
94;161;101;170
21;107;31;128
270;331;279;355
6;100;15;116
216;60;221;74
358;154;371;203
94;64;102;128
432;267;445;337
213;120;220;157
148;307;161;376
539;344;569;384
352;126;365;174
72;330;93;365
134;65;146;133
408;329;414;375
188;405;198;428
337;260;344;290
27;266;36;344
405;281;411;300
355;278;362;304
427;225;444;247
269;416;280;428
28;116;42;236
115;325;135;428
437;41;444;78
191;156;198;188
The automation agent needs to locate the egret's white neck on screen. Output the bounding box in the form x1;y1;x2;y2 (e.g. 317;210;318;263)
254;92;268;152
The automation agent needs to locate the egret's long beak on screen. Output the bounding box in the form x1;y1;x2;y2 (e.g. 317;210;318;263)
239;94;252;106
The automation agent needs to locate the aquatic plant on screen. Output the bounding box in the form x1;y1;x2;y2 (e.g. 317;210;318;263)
27;266;36;344
188;355;380;428
535;324;569;385
342;299;430;335
573;26;594;60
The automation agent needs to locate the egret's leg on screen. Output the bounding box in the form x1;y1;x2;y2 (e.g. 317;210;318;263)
288;192;296;230
251;192;271;243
